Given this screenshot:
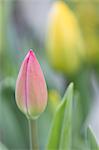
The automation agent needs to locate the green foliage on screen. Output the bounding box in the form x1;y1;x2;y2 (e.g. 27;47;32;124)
0;78;99;150
0;142;8;150
0;78;29;149
47;83;99;150
87;126;99;150
47;83;73;150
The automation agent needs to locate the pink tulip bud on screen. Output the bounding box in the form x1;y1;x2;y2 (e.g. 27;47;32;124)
15;50;48;119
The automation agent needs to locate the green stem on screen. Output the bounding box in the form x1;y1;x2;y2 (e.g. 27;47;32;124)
28;120;33;150
28;119;39;150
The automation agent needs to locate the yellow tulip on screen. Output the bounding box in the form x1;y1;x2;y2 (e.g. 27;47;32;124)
75;1;99;64
46;1;85;75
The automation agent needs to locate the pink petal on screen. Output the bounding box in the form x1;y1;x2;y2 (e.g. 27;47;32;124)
27;50;47;118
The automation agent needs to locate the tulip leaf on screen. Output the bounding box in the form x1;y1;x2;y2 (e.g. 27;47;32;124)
47;83;73;150
0;78;29;149
87;126;99;150
0;142;8;150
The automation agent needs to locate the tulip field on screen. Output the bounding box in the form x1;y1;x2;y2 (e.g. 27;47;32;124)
0;0;99;150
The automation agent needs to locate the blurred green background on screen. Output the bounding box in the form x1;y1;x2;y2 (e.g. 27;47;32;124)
0;0;99;149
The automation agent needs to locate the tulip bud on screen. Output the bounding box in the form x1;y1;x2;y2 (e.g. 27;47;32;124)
15;50;47;119
46;1;85;75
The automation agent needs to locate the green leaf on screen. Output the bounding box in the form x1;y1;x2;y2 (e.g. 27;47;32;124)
0;142;8;150
0;78;29;149
87;126;99;150
47;83;73;150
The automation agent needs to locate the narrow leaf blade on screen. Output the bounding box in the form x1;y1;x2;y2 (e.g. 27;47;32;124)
47;83;73;150
87;126;99;150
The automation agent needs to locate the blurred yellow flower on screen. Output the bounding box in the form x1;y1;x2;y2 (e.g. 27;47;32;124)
76;2;99;64
46;1;85;75
48;90;61;113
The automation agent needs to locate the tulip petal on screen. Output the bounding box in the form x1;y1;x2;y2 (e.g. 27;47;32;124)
15;52;30;115
26;51;47;119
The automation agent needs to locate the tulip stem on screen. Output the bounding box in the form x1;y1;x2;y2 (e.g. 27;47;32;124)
28;119;33;150
28;119;39;150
